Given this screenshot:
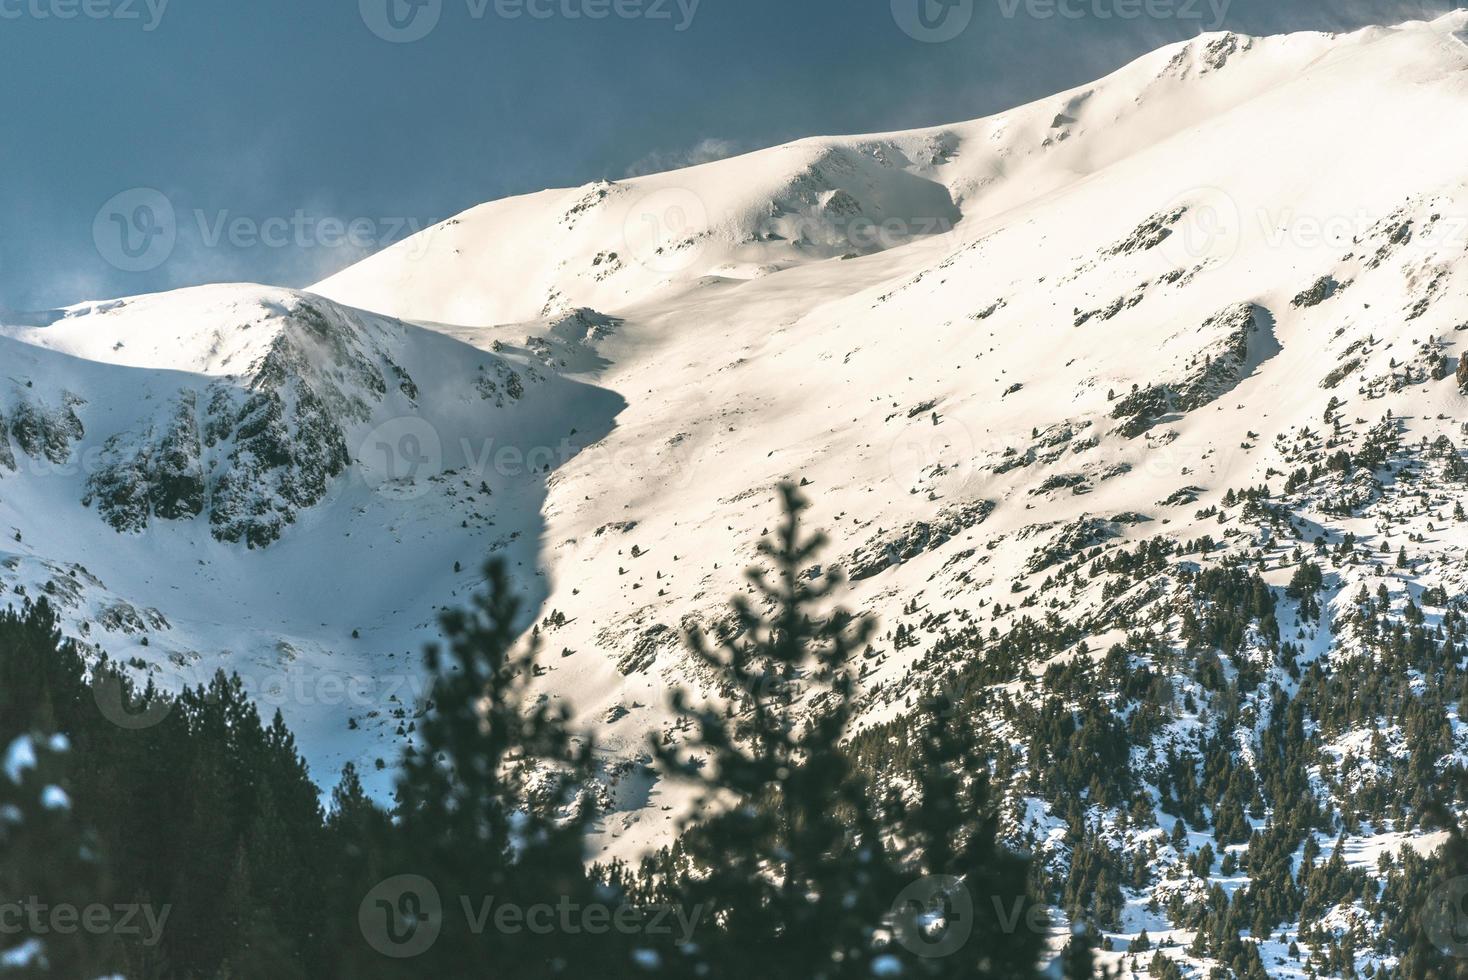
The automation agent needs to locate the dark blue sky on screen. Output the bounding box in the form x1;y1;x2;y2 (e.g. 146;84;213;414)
0;0;1454;310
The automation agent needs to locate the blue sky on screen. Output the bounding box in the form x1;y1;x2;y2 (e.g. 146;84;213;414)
0;0;1455;310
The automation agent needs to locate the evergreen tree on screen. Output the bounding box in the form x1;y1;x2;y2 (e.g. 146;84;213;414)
386;560;614;976
645;484;1045;979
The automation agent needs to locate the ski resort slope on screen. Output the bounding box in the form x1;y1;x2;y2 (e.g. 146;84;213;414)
6;15;1468;970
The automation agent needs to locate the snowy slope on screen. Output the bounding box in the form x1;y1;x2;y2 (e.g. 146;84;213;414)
0;284;622;800
10;12;1468;976
312;10;1468;850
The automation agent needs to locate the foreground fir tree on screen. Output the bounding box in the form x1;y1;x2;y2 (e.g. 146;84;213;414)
0;496;1055;978
379;560;622;977
0;733;114;979
639;483;1046;979
0;601;328;978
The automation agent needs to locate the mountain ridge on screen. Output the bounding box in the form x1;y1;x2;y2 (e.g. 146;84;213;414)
9;14;1468;975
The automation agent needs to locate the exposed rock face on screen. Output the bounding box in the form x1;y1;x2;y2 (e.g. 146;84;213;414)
0;412;14;472
85;394;207;533
1458;352;1468;392
98;602;169;635
1107;207;1186;256
209;378;352;549
75;299;516;549
617;623;676;676
8;395;85;465
1111;303;1260;437
1025;515;1126;574
842;498;996;580
1321;357;1361;390
1291;275;1342;308
475;361;528;407
148;394;208;521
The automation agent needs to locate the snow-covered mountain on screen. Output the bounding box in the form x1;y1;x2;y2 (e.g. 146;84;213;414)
0;284;622;796
9;11;1468;975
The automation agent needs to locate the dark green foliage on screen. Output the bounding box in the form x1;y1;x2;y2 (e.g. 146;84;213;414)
641;485;1045;978
0;601;327;977
0;485;1051;979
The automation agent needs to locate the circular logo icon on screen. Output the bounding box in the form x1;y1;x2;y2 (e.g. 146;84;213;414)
1425;875;1468;958
1157;186;1243;270
358;417;443;499
891;875;973;958
360;0;442;43
359;875;443;958
93;188;176;273
888;414;978;490
658;433;707;490
892;0;974;43
622;187;710;275
91;670;176;731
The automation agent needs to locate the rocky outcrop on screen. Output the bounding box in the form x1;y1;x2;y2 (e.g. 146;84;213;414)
617;623;676;676
79;299;485;549
1025;515;1124;574
1112;303;1260;437
475;361;528;407
1291;275;1342;308
8;395;84;465
86;394;207;533
842;498;996;580
1458;353;1468;392
1107;207;1186;257
0;412;14;472
210;383;351;548
98;602;170;635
